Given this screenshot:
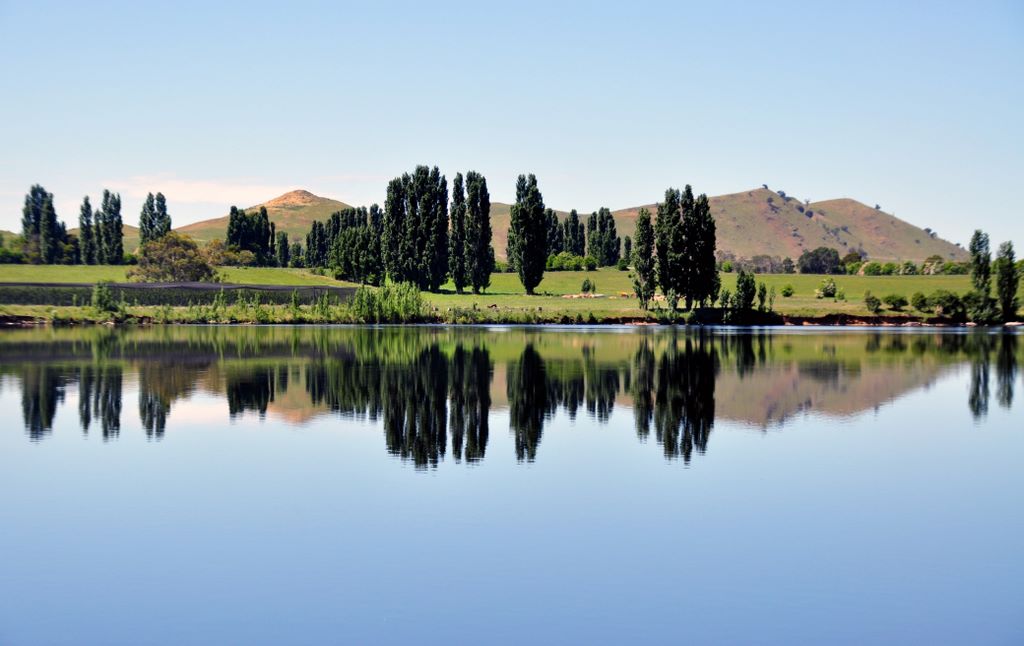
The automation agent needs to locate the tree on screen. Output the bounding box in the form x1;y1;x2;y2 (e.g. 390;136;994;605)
154;192;170;239
969;229;992;293
226;205;274;265
623;235;632;261
96;190;124;264
128;232;218;282
631;208;656;309
275;231;290;268
994;241;1019;322
690;192;719;307
797;247;842;274
79;196;96;265
21;185;64;264
139;193;157;245
449;173;468;293
655;188;684;310
381;166;449;290
545;209;564;256
289;242;304;268
562;209;585;257
586;207;620;266
735;270;756;311
508;174;547;294
465;171;494;294
38;191;60;264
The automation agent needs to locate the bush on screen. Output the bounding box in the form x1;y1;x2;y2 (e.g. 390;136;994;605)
880;262;898;276
735;271;756;311
780;284;794;297
862;261;882;276
546;252;587;271
581;278;595;294
615;258;629;271
910;291;930;312
864;291;881;314
348;282;425;323
91;282;118;313
583;256;598;271
815;277;838;299
963;291;1000;324
929;290;966;321
882;294;908;311
721;260;733;273
129;232;219;283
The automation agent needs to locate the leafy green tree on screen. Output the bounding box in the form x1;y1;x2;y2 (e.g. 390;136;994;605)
690;193;719;307
797;246;842;274
623;235;632;261
38;191;60;264
969;229;992;293
97;190;124;264
586;207;620;266
21;185;64;264
79;196;96;265
631;208;656;309
994;241;1019;322
449;173;468;293
226;205;274;265
289;241;304;268
735;270;756;311
465;171;494;293
128;232;218;282
508;174;547;295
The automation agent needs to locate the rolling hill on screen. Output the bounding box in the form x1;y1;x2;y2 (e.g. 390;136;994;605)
63;186;965;262
176;190;352;244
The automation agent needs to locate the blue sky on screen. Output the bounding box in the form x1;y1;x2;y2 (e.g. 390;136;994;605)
1;0;1021;247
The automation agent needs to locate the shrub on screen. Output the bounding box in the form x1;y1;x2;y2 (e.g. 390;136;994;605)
910;291;930;312
718;288;731;309
91;282;117;313
129;232;219;283
963;291;1000;324
864;291;882;314
815;277;838;299
581;278;595;294
882;294;908;311
583;256;598;271
757;283;767;312
721;260;733;273
615;258;629;271
780;284;794;298
735;271;756;311
880;262;899;276
862;261;882;276
901;261;918;275
929;290;966;321
349;282;425;323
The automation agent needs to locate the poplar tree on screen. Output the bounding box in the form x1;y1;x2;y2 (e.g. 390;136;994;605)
139;193;157;245
449;173;468;293
508;174;547;295
545;209;563;255
655;188;683;310
21;185;53;263
79;196;95;265
969;229;992;294
631;208;656;309
38;193;60;264
562;209;585;256
691;193;719;307
99;190;124;264
275;231;290;267
994;241;1019;322
154;192;171;238
381;165;449;290
465;171;494;294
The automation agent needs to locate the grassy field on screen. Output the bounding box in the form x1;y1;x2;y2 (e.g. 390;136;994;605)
1;264;1016;320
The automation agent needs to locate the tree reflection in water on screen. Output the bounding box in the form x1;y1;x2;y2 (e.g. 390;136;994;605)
2;328;1019;462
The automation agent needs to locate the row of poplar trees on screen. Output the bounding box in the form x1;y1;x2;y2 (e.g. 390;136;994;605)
305;165;494;293
20;184;127;265
630;185;719;311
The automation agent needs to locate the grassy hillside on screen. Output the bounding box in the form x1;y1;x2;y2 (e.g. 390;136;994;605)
176;190;351;245
608;188;965;263
57;187;965;263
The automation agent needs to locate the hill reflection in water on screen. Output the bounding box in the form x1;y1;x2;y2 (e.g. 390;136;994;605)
2;326;1019;466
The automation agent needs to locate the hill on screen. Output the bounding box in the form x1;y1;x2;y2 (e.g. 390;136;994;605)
608;188;965;263
67;186;965;262
176;190;352;245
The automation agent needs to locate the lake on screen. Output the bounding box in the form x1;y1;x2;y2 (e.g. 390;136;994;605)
1;326;1021;645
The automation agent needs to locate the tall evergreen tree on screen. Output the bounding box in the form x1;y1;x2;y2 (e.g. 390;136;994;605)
994;241;1019;322
21;185;60;264
38;192;60;264
623;235;632;261
226;205;274;265
677;186;699;309
969;229;992;294
631;208;656;309
449;173;468;293
465;171;494;294
79;196;95;265
508;174;547;295
139;193;157;245
381;166;449;290
690;192;719;307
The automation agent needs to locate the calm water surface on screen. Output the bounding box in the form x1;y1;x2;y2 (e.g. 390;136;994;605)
1;326;1021;645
